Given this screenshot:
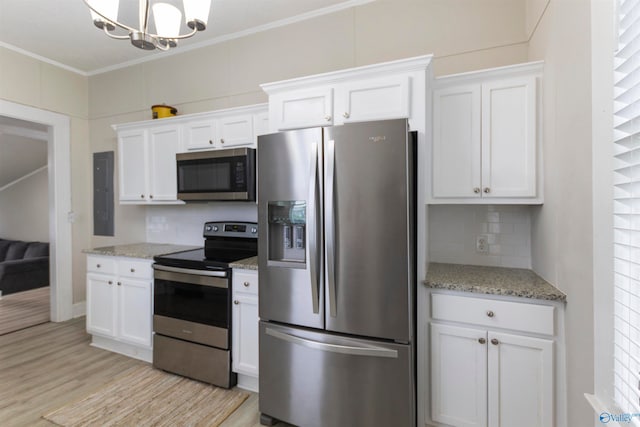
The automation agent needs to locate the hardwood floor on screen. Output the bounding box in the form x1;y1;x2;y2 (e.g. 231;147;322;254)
0;318;280;427
0;287;49;336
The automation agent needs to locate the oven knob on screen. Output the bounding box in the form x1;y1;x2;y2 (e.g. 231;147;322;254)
205;225;212;232
251;227;257;234
212;225;219;232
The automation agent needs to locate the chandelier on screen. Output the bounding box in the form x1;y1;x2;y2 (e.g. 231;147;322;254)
83;0;212;51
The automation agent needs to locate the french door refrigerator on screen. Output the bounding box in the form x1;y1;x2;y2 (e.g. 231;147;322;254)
257;118;416;427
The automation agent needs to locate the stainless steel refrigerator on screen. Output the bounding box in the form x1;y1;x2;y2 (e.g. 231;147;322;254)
257;118;416;427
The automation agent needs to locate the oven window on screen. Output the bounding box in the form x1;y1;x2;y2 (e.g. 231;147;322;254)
154;279;228;328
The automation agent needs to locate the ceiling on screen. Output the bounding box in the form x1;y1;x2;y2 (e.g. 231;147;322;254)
0;0;371;75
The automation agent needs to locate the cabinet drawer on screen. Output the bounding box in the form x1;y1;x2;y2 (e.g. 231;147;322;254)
86;255;116;275
118;259;153;279
233;270;258;296
431;293;554;336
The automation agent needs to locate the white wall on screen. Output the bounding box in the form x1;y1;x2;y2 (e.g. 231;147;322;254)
0;168;49;242
528;1;594;426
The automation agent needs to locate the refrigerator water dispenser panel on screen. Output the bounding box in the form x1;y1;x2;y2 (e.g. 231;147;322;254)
268;201;306;264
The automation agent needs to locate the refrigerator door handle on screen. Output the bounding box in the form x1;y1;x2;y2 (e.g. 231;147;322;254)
265;327;398;358
308;141;320;314
325;139;337;317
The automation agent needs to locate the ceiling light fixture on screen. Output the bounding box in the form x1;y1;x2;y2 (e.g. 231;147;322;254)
83;0;211;51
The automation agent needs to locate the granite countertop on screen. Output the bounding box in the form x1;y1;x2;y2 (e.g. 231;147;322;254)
229;256;258;270
83;243;200;260
424;262;566;302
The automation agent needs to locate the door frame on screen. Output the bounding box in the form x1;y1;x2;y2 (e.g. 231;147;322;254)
0;99;73;322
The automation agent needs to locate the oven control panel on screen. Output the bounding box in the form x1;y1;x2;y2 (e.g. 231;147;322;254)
204;221;258;238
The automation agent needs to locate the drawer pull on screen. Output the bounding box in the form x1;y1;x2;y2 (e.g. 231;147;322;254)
491;338;499;345
478;338;486;344
234;300;239;305
96;264;101;268
130;268;135;273
486;310;495;318
243;281;250;287
108;280;113;285
117;282;122;286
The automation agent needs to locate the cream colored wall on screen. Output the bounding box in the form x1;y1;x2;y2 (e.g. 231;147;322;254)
0;46;90;305
528;1;594;426
0;168;49;242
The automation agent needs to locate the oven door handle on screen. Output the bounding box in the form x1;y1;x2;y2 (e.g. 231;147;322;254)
153;264;229;289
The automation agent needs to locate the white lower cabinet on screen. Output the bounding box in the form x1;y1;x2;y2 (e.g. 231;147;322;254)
231;269;259;392
86;255;153;362
429;293;554;427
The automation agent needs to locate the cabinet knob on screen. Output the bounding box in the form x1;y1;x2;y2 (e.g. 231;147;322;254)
486;310;495;318
149;195;153;199
491;338;499;345
478;338;486;344
140;194;145;199
220;138;225;144
108;280;113;285
117;282;122;286
324;115;332;122
209;140;213;145
243;281;250;287
96;264;101;268
234;300;239;305
343;112;350;119
484;187;491;194
473;187;481;194
130;268;135;273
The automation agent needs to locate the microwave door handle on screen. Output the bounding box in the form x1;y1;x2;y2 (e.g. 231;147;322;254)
325;139;337;318
308;141;320;314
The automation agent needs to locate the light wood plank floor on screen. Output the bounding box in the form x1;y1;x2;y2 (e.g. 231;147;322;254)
0;317;288;427
0;287;49;336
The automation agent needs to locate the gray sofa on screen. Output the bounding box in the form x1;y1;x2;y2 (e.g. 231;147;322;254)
0;239;49;296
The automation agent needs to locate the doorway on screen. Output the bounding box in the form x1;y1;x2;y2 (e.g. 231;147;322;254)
0;99;72;322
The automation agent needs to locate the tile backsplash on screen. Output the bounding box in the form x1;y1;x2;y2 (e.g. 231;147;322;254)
146;203;258;246
429;205;532;269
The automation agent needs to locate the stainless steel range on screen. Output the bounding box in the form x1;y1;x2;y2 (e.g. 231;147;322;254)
152;221;257;388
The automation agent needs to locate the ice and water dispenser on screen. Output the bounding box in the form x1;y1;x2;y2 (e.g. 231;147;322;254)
267;201;306;265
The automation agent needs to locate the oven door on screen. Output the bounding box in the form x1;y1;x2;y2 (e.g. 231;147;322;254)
153;265;230;349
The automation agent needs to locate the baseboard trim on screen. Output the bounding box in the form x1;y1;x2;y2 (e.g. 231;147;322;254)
72;301;86;318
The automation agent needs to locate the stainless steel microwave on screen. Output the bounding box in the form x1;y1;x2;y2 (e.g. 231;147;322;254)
176;148;256;201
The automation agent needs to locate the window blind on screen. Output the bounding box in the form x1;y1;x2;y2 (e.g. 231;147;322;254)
614;0;640;419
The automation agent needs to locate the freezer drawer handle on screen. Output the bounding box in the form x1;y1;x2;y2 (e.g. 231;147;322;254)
265;327;398;359
308;141;320;314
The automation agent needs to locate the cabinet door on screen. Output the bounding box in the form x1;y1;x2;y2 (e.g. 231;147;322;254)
118;129;148;202
487;332;553;427
271;87;333;130
481;77;537;198
253;111;270;141
232;293;259;377
117;278;152;348
148;124;181;202
184;119;216;150
216;114;254;147
432;85;482;198
431;323;488;427
334;75;410;124
86;274;116;337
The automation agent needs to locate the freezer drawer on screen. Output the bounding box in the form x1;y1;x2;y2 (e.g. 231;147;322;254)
259;321;415;427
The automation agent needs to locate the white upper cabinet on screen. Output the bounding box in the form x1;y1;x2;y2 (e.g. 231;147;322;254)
270;87;334;130
113;104;267;205
429;62;543;204
261;56;432;132
116;124;182;204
